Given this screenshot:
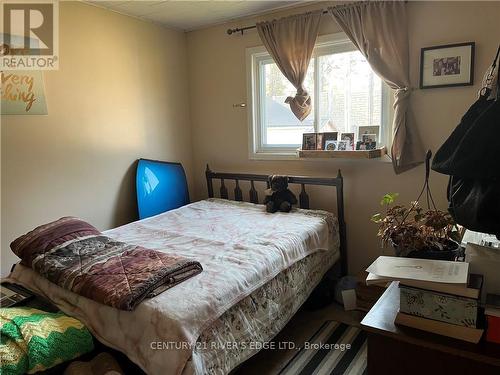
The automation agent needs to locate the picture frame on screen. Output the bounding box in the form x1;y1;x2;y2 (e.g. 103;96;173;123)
323;132;338;142
356;141;365;151
325;140;337;151
316;133;325;150
358;126;380;140
336;140;348;151
340;132;355;150
362;134;377;150
420;42;475;89
302;133;317;150
362;133;377;144
356;135;377;150
319;132;337;150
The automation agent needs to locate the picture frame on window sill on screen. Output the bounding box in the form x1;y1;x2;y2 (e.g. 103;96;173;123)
316;133;325;150
325;140;337;151
323;131;338;143
420;42;475;89
302;133;317;150
340;133;355;150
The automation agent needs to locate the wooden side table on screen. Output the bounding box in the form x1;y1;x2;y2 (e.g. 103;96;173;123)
361;281;500;374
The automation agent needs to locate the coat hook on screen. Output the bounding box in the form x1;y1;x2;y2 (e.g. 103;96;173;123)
232;103;247;108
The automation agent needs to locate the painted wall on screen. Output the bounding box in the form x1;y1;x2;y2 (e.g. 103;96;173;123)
186;1;500;274
0;2;193;275
2;1;498;277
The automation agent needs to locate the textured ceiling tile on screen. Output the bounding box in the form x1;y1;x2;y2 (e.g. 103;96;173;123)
86;0;305;31
112;1;168;16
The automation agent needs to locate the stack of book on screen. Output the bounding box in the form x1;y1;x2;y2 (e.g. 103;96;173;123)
366;256;484;343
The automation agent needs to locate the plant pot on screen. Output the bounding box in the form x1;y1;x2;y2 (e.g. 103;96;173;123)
391;239;462;261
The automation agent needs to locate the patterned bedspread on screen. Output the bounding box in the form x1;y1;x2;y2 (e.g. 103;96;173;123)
10;217;203;311
7;199;339;375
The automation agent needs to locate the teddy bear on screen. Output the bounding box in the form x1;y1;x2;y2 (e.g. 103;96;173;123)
263;175;298;213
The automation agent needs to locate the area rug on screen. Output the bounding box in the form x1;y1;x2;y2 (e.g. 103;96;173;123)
279;320;367;375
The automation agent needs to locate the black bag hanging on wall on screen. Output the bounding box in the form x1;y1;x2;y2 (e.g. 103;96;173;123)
432;45;500;237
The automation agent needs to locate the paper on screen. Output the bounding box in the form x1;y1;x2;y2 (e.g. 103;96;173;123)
342;289;357;311
466;243;500;302
366;256;468;284
366;272;389;284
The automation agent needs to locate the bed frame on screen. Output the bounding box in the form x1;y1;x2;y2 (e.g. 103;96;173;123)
205;165;347;276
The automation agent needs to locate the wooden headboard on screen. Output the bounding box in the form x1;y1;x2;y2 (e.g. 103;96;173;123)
205;165;347;275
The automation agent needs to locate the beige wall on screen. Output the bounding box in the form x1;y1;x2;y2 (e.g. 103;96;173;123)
0;2;193;275
186;1;500;274
2;1;499;277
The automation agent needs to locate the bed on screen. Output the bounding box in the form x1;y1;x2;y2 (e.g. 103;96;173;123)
6;166;347;375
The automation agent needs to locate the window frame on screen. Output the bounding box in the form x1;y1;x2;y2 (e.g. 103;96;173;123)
246;32;393;160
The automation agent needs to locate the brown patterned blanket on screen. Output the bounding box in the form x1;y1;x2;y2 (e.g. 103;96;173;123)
10;217;203;310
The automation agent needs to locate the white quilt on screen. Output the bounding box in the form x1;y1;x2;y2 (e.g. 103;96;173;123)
7;199;339;375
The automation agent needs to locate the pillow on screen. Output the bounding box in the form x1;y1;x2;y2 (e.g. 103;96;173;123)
10;217;100;267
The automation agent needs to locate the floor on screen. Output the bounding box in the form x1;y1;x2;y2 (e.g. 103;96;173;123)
235;302;365;374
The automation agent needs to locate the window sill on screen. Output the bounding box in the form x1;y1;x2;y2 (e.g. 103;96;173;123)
298;147;387;159
249;151;393;163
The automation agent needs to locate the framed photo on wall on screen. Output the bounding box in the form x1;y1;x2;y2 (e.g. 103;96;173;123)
420;42;475;89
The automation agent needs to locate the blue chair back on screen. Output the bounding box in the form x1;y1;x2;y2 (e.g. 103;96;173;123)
136;159;190;220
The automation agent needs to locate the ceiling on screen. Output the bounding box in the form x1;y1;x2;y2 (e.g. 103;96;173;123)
87;1;307;32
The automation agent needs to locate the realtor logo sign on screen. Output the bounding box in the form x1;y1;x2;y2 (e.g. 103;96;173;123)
0;0;59;70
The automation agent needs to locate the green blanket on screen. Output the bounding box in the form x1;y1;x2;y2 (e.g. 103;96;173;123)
0;307;94;374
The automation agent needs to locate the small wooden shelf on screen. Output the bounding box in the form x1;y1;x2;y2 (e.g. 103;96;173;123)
298;146;387;159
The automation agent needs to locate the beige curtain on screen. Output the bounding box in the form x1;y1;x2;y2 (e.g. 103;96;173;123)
257;11;322;121
329;1;424;174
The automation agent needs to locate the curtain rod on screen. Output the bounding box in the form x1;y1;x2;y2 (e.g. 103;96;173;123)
226;9;328;35
226;1;408;35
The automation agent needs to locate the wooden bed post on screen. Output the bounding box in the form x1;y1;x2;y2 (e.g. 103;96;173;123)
205;164;214;198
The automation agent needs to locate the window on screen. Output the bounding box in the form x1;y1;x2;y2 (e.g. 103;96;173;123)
247;33;393;158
